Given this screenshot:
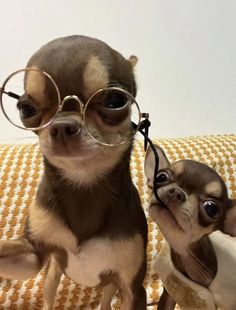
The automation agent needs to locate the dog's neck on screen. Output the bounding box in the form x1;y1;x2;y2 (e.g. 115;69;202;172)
43;145;131;187
43;149;132;191
37;148;135;242
170;236;217;287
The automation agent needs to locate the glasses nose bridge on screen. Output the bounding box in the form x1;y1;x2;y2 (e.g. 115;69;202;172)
60;95;85;115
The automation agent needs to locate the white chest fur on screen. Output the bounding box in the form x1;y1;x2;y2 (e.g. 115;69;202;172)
209;231;236;310
29;203;144;287
65;235;144;287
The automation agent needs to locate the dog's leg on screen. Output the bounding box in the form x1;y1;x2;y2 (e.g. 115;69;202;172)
100;283;117;310
0;238;43;280
119;284;146;310
118;260;147;310
43;254;62;310
158;288;176;310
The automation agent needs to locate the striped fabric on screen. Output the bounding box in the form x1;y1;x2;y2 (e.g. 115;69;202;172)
0;135;235;309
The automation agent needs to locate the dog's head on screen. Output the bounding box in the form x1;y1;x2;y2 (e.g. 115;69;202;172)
145;145;236;254
18;36;139;184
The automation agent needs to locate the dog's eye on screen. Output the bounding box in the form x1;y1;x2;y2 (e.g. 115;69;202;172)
104;93;128;109
155;171;170;184
203;200;219;219
17;101;38;119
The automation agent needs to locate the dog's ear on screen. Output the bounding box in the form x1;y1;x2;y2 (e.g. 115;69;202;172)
128;55;138;68
144;145;170;188
223;199;236;236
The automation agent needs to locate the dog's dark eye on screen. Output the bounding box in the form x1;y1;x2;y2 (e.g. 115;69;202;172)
17;101;37;119
203;201;219;219
155;171;170;185
104;93;128;109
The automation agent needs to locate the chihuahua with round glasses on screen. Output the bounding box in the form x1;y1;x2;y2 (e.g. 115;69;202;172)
0;35;147;309
145;145;236;310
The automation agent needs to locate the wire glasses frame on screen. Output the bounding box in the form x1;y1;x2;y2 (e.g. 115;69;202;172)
0;68;147;146
1;68;164;203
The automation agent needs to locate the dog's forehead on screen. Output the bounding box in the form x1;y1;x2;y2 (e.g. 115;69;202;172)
171;160;226;198
26;35;134;100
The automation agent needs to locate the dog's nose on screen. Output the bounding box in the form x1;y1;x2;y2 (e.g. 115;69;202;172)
50;119;81;142
167;187;186;203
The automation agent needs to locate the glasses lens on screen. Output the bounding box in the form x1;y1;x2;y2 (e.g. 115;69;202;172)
0;68;60;130
84;88;140;145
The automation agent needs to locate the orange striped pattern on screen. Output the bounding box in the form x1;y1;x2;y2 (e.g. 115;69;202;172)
0;135;235;309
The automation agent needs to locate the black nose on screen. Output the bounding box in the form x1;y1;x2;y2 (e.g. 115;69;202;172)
50;119;81;142
167;187;186;203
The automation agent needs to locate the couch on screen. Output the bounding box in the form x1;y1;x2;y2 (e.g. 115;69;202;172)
0;134;235;309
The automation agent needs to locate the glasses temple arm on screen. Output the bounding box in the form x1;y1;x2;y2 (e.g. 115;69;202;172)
0;87;20;100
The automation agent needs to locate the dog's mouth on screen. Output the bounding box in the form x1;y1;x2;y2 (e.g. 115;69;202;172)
45;141;82;157
40;130;99;159
151;196;184;232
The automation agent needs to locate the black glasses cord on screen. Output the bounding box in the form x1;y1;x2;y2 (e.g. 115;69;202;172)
133;119;166;307
132;119;165;207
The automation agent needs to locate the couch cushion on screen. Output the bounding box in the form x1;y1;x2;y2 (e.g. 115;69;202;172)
0;135;235;309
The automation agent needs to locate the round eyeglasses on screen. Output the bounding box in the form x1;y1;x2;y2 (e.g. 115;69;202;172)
0;68;145;146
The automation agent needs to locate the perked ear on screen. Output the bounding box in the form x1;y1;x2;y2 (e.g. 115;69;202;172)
144;144;170;188
128;55;138;68
223;199;236;236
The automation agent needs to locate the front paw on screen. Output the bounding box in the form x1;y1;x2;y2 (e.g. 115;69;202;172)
42;304;53;310
0;239;33;256
0;240;15;256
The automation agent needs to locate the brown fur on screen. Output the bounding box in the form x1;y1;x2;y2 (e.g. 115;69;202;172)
0;35;147;310
145;145;236;310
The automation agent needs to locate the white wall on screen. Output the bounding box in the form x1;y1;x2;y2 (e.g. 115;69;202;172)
0;0;235;141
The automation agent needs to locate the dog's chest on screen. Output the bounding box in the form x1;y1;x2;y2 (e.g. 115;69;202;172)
64;239;113;286
209;231;236;309
29;201;144;287
63;236;143;287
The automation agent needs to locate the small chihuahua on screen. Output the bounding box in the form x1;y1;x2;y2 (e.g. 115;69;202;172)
145;145;236;310
0;36;147;309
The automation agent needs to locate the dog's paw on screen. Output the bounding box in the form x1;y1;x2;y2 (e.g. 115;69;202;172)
0;239;31;256
0;240;11;256
42;305;53;310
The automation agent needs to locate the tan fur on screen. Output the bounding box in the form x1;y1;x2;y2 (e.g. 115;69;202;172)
0;238;41;280
205;181;222;198
83;56;109;98
45;144;128;186
29;201;77;252
128;55;138;68
223;200;236;236
166;274;208;309
172;162;185;176
120;286;133;310
0;238;34;255
0;36;146;310
65;234;144;287
0;248;40;280
100;284;117;310
40;234;144;309
111;234;144;285
150;189;216;254
156;242;215;309
43;255;62;310
145;145;170;187
25;67;46;107
38;113;129;186
100;234;144;310
146;144;236;310
85;108;133;147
